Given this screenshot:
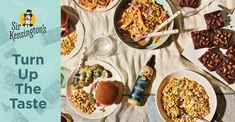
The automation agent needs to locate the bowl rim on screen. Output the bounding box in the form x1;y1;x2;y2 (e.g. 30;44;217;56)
65;60;123;119
155;69;217;122
72;0;120;13
113;0;175;50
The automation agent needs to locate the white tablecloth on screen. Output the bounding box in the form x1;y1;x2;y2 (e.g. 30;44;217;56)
61;0;235;121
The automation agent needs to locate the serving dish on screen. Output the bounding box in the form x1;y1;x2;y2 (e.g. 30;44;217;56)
73;0;120;12
66;60;123;119
182;6;235;90
156;70;217;122
61;6;85;62
113;0;174;50
61;21;85;62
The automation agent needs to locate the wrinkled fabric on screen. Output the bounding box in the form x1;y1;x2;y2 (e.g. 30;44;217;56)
61;0;235;121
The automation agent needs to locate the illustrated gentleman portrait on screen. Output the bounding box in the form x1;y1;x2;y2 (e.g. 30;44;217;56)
23;9;33;27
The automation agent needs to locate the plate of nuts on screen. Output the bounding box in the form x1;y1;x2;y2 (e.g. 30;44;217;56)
182;7;235;90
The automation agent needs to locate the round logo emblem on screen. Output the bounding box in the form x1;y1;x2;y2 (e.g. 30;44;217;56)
20;9;36;27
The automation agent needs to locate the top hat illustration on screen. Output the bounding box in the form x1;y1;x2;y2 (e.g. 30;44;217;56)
24;9;32;17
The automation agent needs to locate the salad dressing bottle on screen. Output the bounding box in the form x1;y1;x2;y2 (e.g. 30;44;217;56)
128;55;155;106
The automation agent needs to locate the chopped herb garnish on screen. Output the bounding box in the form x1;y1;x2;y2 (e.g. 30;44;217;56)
100;107;106;112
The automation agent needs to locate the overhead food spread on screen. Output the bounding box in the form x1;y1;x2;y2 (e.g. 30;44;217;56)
60;0;235;122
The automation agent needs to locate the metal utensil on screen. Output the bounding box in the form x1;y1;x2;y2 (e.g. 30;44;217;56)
133;29;179;42
154;11;181;32
181;114;210;122
124;11;181;45
184;0;216;17
73;45;87;84
142;11;181;43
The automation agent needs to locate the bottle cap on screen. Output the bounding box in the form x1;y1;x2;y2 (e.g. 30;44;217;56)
146;55;155;68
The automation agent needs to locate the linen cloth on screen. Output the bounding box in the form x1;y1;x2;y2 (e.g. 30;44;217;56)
61;0;235;121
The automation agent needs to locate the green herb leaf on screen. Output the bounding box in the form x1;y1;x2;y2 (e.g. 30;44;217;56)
100;107;106;112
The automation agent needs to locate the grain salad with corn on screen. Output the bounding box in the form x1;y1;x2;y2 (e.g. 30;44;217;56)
61;31;78;56
161;77;210;122
70;89;96;114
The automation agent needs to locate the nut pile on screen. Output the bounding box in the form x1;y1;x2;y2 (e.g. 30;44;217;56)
212;29;233;49
204;10;225;30
191;30;211;49
216;60;235;84
199;49;223;71
180;0;199;8
225;48;235;62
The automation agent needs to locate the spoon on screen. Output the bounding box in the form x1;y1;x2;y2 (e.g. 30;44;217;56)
132;11;181;47
125;11;181;47
181;114;210;122
133;29;179;42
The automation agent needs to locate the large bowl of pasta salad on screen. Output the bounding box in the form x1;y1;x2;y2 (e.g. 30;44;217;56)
156;70;217;122
114;0;174;50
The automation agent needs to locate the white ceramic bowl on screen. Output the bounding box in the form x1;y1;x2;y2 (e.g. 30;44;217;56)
155;70;217;122
73;0;120;12
113;0;174;50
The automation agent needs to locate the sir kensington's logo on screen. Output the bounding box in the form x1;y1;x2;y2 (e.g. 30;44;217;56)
9;9;47;41
20;9;36;27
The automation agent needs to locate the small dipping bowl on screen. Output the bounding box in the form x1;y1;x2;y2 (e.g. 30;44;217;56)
92;35;115;57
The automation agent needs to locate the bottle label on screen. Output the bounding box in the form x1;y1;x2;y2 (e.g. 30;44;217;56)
129;75;149;102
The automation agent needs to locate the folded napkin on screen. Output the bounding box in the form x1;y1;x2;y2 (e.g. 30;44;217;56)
146;96;164;122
